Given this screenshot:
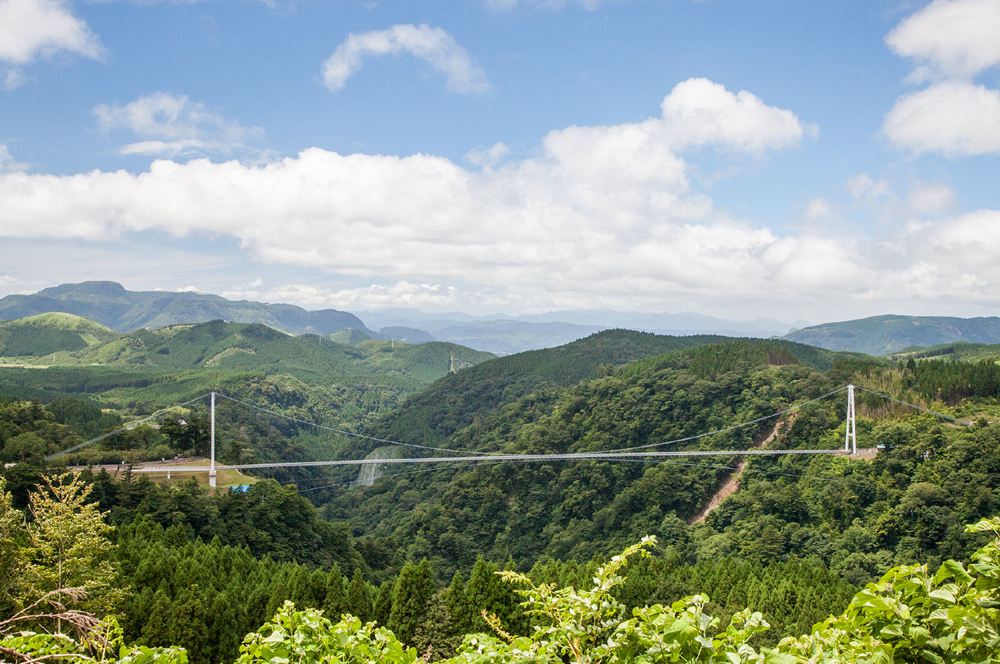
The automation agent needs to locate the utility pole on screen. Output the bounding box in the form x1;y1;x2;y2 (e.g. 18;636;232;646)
845;384;857;455
209;391;217;489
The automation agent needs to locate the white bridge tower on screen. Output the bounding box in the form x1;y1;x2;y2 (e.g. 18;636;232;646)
844;384;857;455
209;391;217;489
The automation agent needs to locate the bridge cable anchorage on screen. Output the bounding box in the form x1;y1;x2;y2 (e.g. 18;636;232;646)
604;386;847;453
45;393;212;461
213;392;497;457
853;385;972;425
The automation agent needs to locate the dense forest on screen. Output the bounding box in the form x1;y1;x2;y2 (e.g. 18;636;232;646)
2;329;1000;661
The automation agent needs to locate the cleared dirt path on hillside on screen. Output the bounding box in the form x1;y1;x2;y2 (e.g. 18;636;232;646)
689;414;796;524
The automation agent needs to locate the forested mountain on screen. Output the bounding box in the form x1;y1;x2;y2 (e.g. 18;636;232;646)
0;281;372;336
0;312;118;357
890;340;1000;363
358;309;795;353
3;328;1000;662
785;313;1000;355
330;337;1000;585
376;329;730;447
0;319;491;406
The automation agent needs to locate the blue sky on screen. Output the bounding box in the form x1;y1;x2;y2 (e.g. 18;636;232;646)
1;0;999;323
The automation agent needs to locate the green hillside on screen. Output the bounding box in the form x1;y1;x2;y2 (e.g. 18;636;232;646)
328;327;374;345
890;341;1000;363
0;320;493;422
0;313;118;357
327;336;997;580
375;331;848;447
4;330;1000;663
785;314;1000;355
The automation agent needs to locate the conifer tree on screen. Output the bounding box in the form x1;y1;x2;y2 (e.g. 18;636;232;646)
389;559;436;646
0;479;24;612
324;563;347;618
445;572;471;636
373;580;393;626
18;474;123;622
465;557;523;633
346;568;372;621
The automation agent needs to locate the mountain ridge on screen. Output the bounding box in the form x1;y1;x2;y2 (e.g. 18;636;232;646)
0;281;371;337
785;314;1000;355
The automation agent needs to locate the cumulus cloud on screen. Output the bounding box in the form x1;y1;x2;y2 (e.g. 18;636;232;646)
847;174;889;201
9;78;987;316
884;81;1000;156
0;144;28;172
886;0;1000;80
93;92;263;157
0;0;102;65
466;142;509;168
884;1;1000;156
240;282;461;311
908;183;956;215
659;78;806;153
322;24;489;94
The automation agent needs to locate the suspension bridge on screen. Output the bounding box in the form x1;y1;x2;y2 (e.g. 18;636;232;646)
50;383;963;488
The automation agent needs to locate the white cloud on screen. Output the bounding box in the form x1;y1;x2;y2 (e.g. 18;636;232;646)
886;0;1000;80
466;142;509;168
847;174;889;201
908;183;955;215
13;78;993;318
321;24;489;94
0;0;102;65
0;273;37;296
0;144;28;172
884;1;1000;157
93;92;263;157
804;198;833;221
884;81;1000;156
250;282;460;311
3;68;25;90
659;78;806;153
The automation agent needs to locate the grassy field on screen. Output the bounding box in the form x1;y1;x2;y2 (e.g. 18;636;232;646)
80;458;259;490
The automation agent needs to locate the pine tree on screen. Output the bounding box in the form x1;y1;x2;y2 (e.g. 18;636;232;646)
324;563;347;618
18;474;124;622
373;580;393;626
445;572;471;636
465;556;523;633
389;559;436;646
346;568;372;621
0;479;25;613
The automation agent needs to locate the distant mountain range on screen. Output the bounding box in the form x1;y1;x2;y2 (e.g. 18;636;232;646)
5;282;1000;357
0;283;798;355
784;314;1000;355
0;281;371;336
357;308;794;354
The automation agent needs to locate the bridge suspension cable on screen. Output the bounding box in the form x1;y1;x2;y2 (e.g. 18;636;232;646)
46;393;211;460
56;381;967;473
214;392;492;457
853;385;970;425
605;386;846;453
